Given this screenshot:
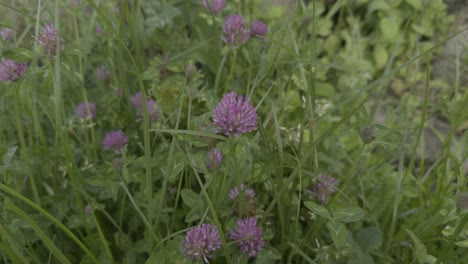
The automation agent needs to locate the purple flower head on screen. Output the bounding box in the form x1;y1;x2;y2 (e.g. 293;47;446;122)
308;174;338;204
206;148;222;170
213;92;257;137
202;0;226;13
184;224;221;262
0;59;28;83
96;65;111;81
102;130;128;153
229;184;256;201
230;217;264;257
76;101;96;120
251;21;268;40
131;92;159;122
96;25;103;35
222;15;251;46
1;28;15;42
36;24;63;56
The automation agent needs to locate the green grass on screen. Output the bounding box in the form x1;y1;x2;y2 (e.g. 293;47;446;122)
0;0;467;263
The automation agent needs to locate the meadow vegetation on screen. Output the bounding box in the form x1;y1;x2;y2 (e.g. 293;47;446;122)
0;0;467;263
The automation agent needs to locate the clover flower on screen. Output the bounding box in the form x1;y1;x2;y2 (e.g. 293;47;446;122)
96;25;103;35
96;65;111;81
222;15;251;46
202;0;225;13
0;59;28;83
250;21;268;40
308;175;338;204
229;184;256;201
230;217;264;257
1;28;15;42
76;101;96;120
206;148;222;170
131;92;159;122
102;130;128;153
184;224;222;262
213;92;257;137
36;23;63;56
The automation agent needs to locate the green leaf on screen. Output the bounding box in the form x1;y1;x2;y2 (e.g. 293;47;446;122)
2;146;17;165
368;0;390;13
454;240;468;248
181;189;202;209
406;229;437;264
327;220;347;248
405;0;422;10
2;48;34;62
348;251;375;264
144;3;181;35
373;45;388;69
356;227;383;253
304;201;332;220
333;207;365;223
380;17;399;43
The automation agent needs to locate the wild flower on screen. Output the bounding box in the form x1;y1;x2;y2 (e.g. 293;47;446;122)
222;15;251;46
206;148;222;170
76;101;96;120
213;92;257;137
96;65;111;81
250;21;268;40
0;59;28;83
1;28;15;42
131;92;159;122
36;23;63;56
230;217;265;257
102;130;128;153
202;0;226;13
184;224;221;263
308;175;338;204
96;25;103;35
229;184;256;201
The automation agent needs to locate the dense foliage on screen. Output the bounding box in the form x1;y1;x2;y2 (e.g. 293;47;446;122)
0;0;467;263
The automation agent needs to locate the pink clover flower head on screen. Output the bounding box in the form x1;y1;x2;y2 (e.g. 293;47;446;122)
229;184;255;201
131;92;159;122
76;101;96;120
1;28;15;42
202;0;226;13
222;15;251;46
213;92;257;137
115;87;123;96
308;174;338;204
230;217;264;257
96;65;111;81
0;59;28;83
102;130;128;153
184;223;221;262
206;148;222;170
250;21;268;40
37;23;63;56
